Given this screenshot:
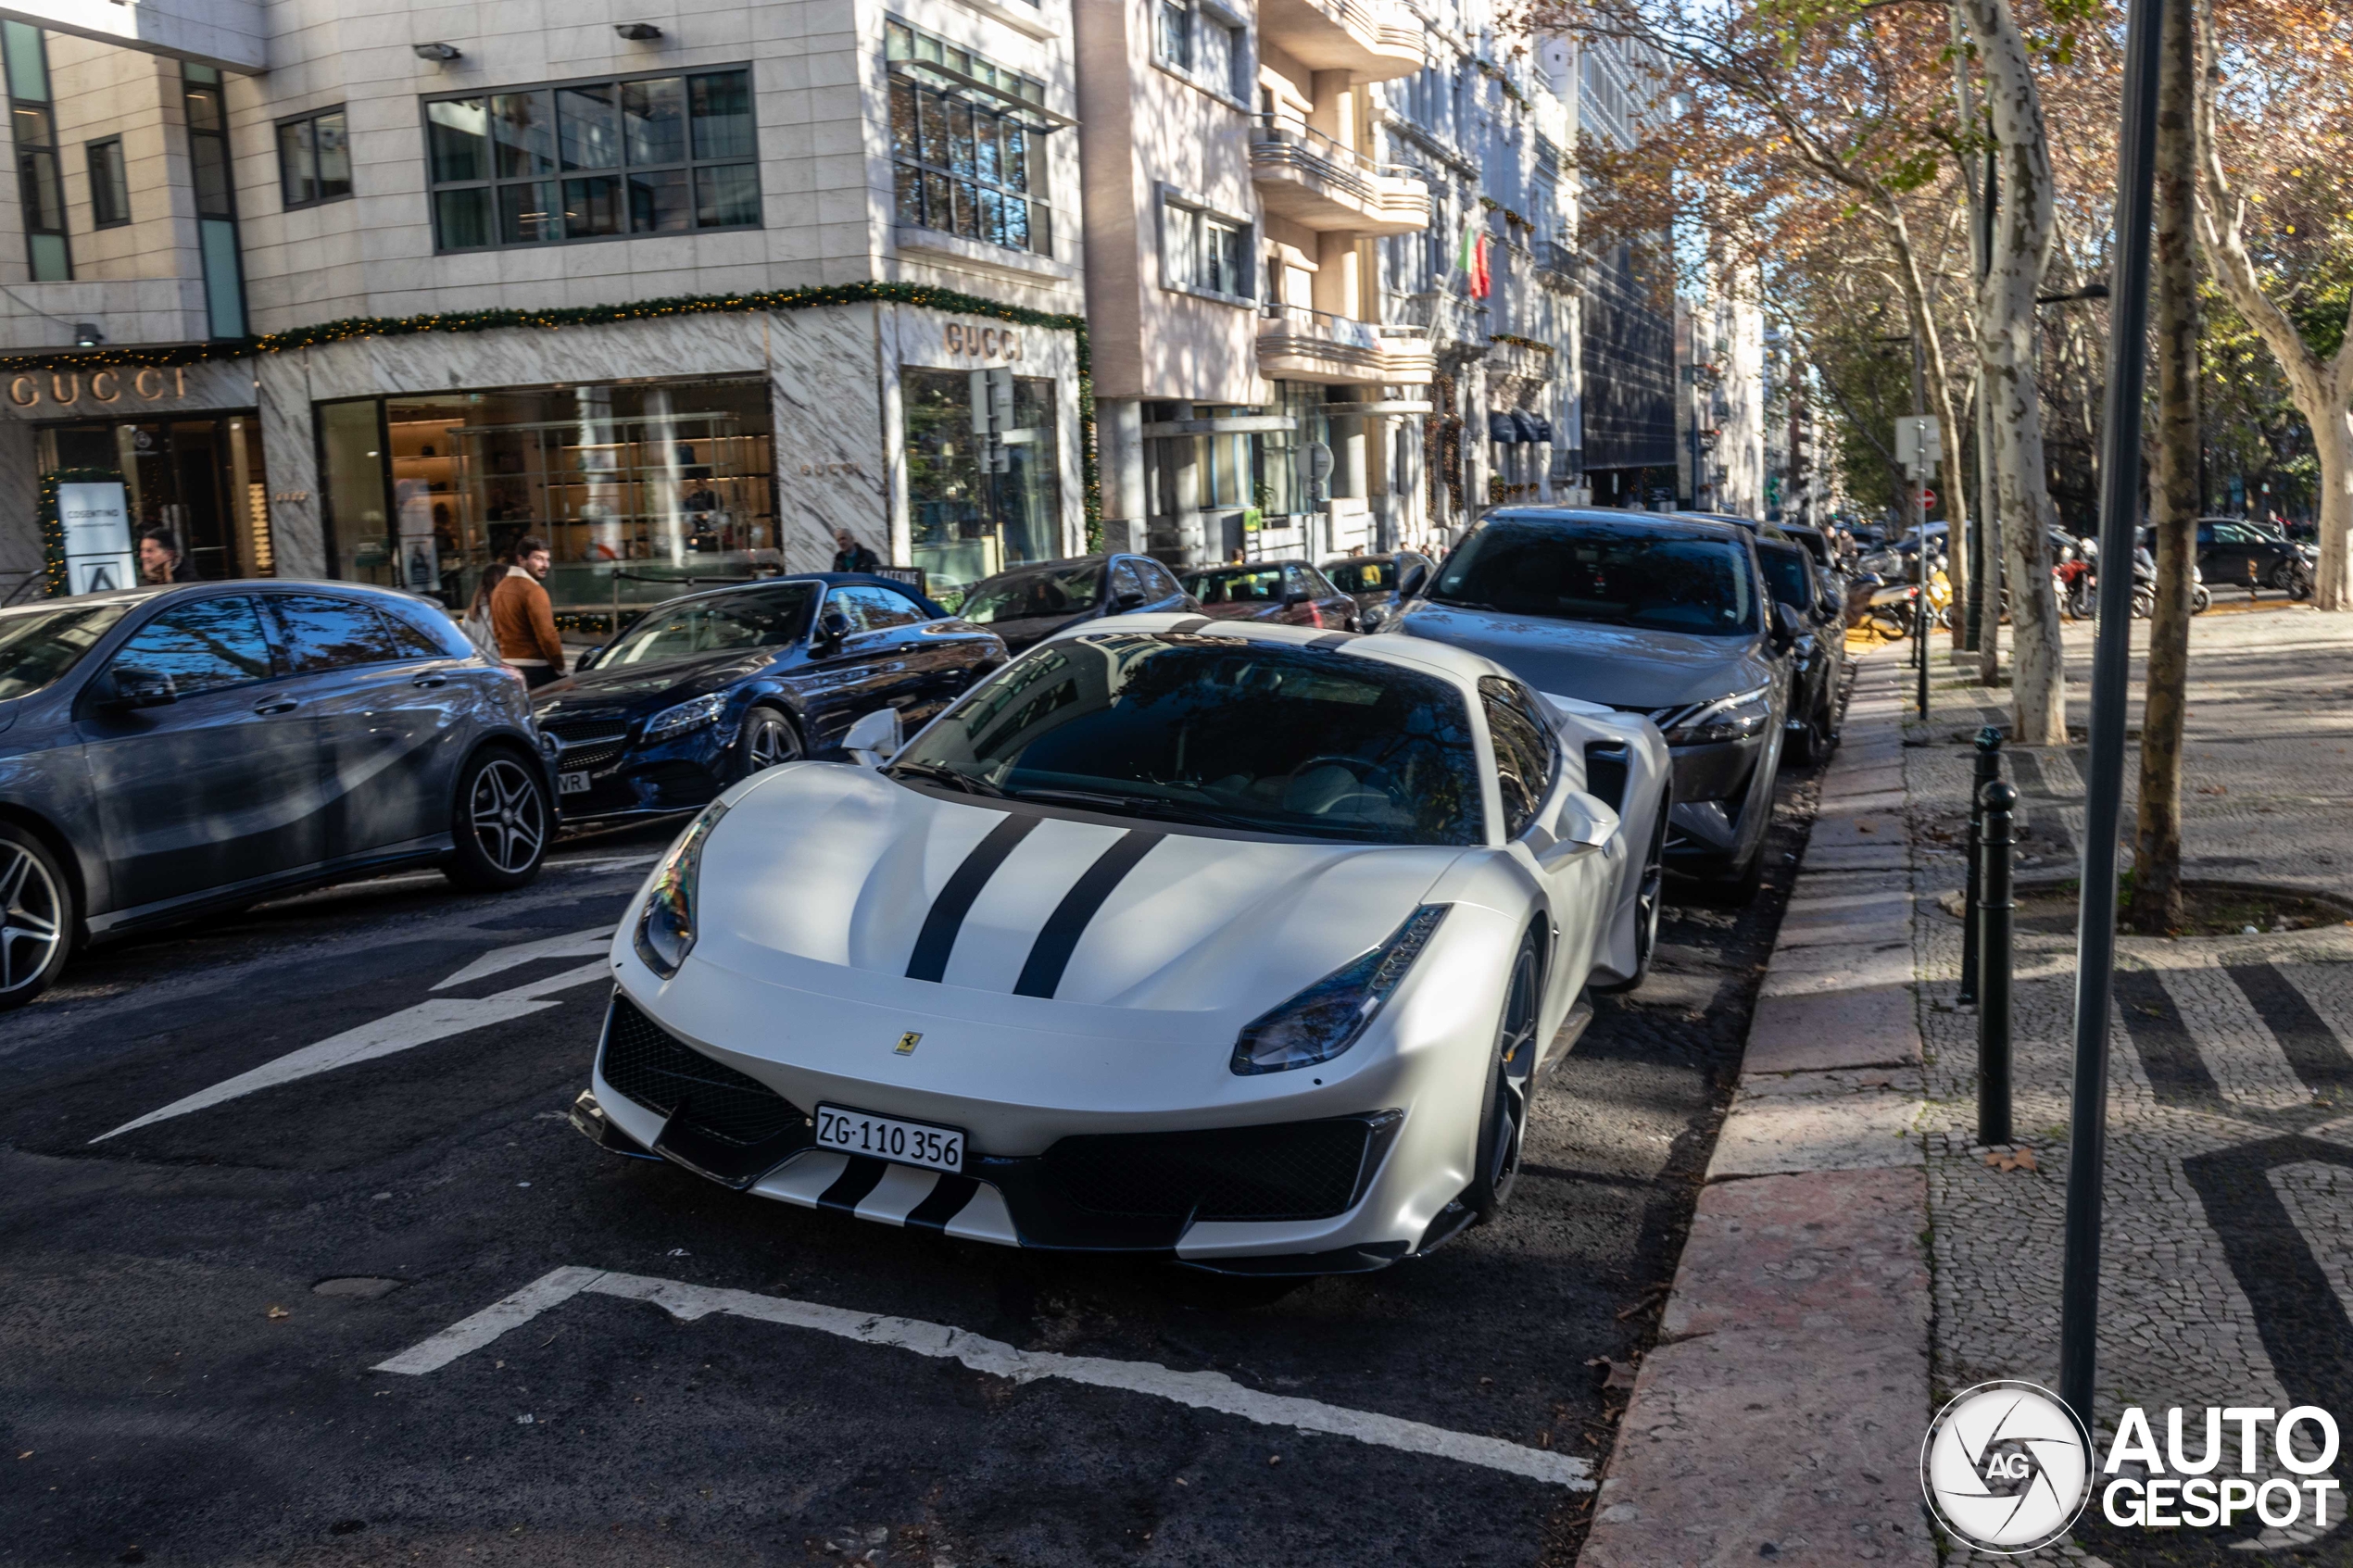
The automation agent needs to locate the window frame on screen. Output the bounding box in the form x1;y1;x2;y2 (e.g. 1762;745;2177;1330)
106;594;279;699
1478;674;1557;841
275;104;353;211
420;64;762;254
1158;189;1253;304
84;134;129;228
1154;0;1252;105
885;20;1055;259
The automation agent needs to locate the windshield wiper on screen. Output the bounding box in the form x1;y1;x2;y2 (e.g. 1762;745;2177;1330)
886;761;1007;797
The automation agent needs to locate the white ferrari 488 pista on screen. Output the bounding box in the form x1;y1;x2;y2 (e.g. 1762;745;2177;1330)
573;615;1667;1273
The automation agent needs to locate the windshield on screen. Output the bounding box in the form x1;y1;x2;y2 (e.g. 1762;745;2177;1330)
1430;521;1756;636
1185;566;1287;605
887;634;1484;846
1324;559;1393;595
0;601;132;701
601;583;817;668
957;564;1101;625
1757;547;1811;611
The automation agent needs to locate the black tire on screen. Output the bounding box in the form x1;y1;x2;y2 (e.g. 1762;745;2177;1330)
0;822;72;1010
2190;584;2212;615
1466;933;1543;1224
444;746;551;892
1590;794;1667;996
2130;586;2156;620
731;704;803;783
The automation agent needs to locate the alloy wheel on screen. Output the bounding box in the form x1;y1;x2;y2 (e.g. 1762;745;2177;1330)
1485;942;1541;1206
747;711;801;771
0;841;64;997
469;759;547;876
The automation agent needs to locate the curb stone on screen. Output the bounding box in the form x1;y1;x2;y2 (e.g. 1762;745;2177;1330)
1580;648;1935;1568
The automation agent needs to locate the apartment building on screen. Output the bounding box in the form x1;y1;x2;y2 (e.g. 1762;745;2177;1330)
1675;267;1764;517
0;0;1091;612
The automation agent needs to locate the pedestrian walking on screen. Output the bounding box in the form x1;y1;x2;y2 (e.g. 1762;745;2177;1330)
832;528;881;573
490;535;567;689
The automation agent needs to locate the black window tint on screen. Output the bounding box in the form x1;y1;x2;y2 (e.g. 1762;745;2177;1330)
1110;559;1151;600
1479;675;1554;839
110;596;274;697
1144;561;1186;598
381;604;459;659
1757;546;1811;610
271;594;399;672
836;584;925;631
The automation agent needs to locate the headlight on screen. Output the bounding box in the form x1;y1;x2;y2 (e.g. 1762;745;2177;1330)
1661;685;1773;746
1231;905;1447;1075
645;692;726;741
635;799;730;978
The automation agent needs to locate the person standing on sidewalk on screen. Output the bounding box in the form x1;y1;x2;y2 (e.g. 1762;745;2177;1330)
490;535;567;689
831;528;880;573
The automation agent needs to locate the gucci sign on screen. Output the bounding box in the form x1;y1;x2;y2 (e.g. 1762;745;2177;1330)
8;366;188;408
941;322;1023;361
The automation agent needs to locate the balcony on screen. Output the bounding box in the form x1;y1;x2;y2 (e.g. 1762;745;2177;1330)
1257;304;1435;385
1535;240;1579;290
1258;0;1424;82
1250;118;1432;236
1385;288;1487;350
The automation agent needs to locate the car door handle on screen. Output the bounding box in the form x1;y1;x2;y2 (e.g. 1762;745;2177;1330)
411;674;448;688
253;698;299;715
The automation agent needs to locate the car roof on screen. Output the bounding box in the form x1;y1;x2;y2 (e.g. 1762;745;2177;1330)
1481;506;1751;543
1047;610;1504;688
1189;558;1310;572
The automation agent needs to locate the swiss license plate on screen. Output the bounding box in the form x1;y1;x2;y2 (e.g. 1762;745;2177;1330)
814;1104;965;1173
559;770;591;795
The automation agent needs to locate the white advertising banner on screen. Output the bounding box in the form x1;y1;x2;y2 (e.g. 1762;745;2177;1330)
59;482;135;595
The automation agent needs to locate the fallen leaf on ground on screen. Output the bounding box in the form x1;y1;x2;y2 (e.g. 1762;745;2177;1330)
264;1305;290;1321
1586;1356;1639;1389
1983;1148;2039;1173
1856;822;1876;834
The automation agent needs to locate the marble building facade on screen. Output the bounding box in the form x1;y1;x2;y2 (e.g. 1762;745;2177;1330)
0;0;1088;607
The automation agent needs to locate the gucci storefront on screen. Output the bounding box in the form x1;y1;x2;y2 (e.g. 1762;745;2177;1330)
0;301;1086;615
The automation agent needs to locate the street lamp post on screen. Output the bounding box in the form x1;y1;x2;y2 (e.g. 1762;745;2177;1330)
2057;0;2167;1434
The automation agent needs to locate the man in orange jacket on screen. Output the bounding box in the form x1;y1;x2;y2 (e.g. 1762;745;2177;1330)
491;535;568;688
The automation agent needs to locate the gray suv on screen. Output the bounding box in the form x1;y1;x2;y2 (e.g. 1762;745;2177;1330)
0;582;553;1009
1384;509;1797;901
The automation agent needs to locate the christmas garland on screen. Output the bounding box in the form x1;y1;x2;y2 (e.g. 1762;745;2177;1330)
38;466;125;597
0;281;1103;544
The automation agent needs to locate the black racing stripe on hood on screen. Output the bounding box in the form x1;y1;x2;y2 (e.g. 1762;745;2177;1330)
903;1174;979;1231
906;814;1040;983
1013;830;1164;999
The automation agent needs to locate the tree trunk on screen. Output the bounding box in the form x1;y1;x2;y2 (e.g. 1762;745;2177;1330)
1951;3;2003;682
2131;0;2202;935
1957;0;2065;744
2193;0;2353;611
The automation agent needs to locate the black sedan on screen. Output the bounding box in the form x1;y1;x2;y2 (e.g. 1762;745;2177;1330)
0;581;552;1009
533;573;1005;822
1321;550;1436;633
1385;509;1798;902
947;553;1193;653
2185;518;2315;595
1755;533;1844;762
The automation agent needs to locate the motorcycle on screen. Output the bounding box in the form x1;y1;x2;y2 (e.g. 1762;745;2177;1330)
1859;575;1919;639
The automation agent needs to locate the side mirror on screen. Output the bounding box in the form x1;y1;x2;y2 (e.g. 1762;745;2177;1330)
1398;562;1429;598
573;644;605;671
1112;590;1147;611
842;707;902;768
1282;586;1312;607
813;608;853;654
1770;601;1804;648
94;664;176;709
1539;789;1621;864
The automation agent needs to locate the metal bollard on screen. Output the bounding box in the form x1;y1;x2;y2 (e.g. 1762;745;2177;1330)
1957;726;2005;1006
1977;779;2018;1148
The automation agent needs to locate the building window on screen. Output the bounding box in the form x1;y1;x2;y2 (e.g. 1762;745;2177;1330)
277;107;352;209
86;136;129;228
2;21;68;280
887;22;1053;257
903;367;1062;592
182;63;245;338
1157;1;1248;101
424;67;760;252
1162;198;1248;298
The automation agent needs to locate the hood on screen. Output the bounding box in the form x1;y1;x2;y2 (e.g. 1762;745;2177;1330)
1391;601;1768;709
533;649;773;717
980;609;1092;653
685;763;1467;1020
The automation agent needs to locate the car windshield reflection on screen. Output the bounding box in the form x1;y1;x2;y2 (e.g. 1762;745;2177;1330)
1430;520;1755;636
956;565;1101;624
886;634;1483;846
0;602;133;701
600;583;818;668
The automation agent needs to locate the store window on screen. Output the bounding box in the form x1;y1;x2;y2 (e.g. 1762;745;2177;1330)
886;23;1052;257
902;367;1061;596
317;378;776;616
425;68;760;251
39;417;272;581
277;106;352;209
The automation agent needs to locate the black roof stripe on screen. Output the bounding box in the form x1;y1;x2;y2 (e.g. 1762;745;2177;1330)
1013;830;1164;999
906;814;1041;983
1307;632;1355;650
1167;616;1213;633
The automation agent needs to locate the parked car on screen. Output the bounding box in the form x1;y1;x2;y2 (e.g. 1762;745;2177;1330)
947;553;1194;653
1754;534;1844;763
0;581;553;1010
1180;561;1362;629
1383;508;1797;901
2183;519;2315;595
533;573;1005;822
572;617;1670;1271
1320;550;1437;633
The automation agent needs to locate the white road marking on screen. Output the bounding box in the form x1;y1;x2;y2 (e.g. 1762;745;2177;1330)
374;1267;1594;1489
550;852;662;876
90;932;616;1143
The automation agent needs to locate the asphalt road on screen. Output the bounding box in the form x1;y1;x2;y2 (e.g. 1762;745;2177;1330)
0;752;1827;1568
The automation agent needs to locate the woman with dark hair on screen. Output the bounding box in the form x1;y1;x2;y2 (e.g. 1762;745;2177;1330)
460;557;508;659
489;535;567;687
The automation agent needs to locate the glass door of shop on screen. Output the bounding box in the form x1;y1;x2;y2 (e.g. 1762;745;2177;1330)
902;368;1061;600
41;416;272;581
